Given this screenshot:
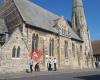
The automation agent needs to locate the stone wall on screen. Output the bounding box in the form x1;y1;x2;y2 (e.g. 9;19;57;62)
0;28;28;73
0;24;94;73
23;23;85;70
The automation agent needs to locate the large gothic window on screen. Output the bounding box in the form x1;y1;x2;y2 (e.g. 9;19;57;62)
36;34;39;48
49;39;52;56
80;45;82;57
80;45;82;51
64;41;68;58
32;33;36;50
32;33;39;50
12;46;16;58
72;43;75;57
51;39;54;56
80;45;82;53
17;46;20;57
49;38;54;56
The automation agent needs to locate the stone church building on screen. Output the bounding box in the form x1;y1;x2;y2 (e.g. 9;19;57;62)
0;0;94;73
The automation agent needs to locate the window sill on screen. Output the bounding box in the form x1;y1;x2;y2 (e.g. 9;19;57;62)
11;58;21;60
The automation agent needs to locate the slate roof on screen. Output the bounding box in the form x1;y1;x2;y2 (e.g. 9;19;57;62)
14;0;59;33
69;27;82;41
92;40;100;55
0;18;7;34
13;0;82;41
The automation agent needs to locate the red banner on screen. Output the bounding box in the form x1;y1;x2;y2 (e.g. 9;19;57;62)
29;48;42;61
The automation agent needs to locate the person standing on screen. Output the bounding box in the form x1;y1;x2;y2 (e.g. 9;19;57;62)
35;62;40;72
29;58;33;73
54;58;57;71
47;58;52;71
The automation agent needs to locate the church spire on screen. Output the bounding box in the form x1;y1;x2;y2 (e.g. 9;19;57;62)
72;0;87;37
72;0;94;68
73;0;83;8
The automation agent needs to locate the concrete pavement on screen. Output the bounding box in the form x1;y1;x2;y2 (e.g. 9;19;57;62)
0;68;100;80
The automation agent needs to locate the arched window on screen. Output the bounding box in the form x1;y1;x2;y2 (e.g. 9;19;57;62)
49;38;54;56
51;39;54;56
32;33;39;50
32;33;36;50
12;46;16;58
80;45;82;58
64;41;68;57
72;43;75;57
36;34;39;48
49;39;52;56
17;46;20;57
80;45;82;52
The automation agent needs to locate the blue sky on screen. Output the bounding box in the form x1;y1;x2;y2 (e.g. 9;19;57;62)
32;0;100;40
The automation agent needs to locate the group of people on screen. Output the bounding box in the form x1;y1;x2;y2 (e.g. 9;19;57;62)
26;59;40;73
47;58;57;71
26;57;57;73
95;61;100;68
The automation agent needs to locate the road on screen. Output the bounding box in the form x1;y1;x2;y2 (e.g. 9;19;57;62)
0;69;100;80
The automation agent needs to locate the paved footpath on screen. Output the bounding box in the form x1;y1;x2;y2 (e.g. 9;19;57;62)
0;69;100;80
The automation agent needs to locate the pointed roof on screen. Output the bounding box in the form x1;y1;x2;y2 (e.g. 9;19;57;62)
0;18;7;34
13;0;82;41
73;0;83;8
14;0;59;33
69;27;82;41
